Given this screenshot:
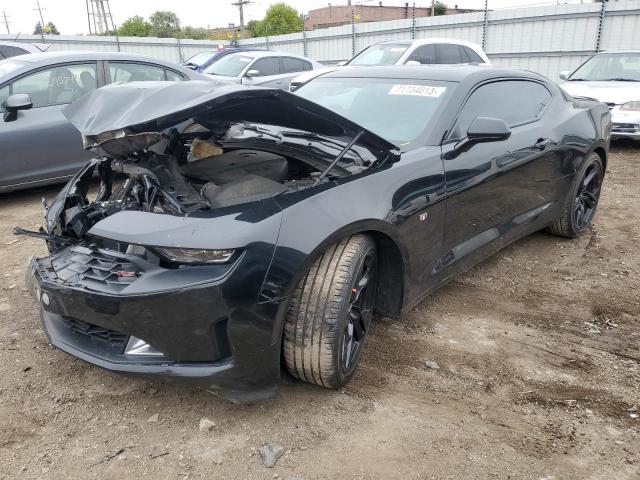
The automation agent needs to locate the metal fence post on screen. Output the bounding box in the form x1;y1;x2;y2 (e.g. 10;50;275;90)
303;29;308;57
411;2;416;40
176;36;183;63
482;0;489;50
595;0;607;52
351;9;356;57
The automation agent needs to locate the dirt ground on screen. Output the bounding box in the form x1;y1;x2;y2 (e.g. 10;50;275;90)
0;143;638;480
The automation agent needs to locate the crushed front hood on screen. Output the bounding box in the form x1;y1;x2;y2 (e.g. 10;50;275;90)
62;80;398;157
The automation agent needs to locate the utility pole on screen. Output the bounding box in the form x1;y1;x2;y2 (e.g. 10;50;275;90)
231;0;252;30
2;10;11;34
431;0;435;17
34;0;46;27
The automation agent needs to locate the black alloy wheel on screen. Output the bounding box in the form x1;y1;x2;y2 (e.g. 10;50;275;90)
283;234;378;388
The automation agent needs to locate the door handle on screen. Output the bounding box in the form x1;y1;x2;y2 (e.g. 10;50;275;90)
534;138;551;151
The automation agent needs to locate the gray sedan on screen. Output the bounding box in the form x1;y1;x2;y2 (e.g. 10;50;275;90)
203;50;324;89
0;51;208;192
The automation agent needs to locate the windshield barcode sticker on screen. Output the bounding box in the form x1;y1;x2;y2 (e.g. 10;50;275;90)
389;85;446;97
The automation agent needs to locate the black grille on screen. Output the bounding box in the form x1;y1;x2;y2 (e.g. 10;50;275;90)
48;246;142;293
62;316;128;348
612;123;639;133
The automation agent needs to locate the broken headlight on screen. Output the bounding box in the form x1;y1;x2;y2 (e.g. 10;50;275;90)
154;247;236;264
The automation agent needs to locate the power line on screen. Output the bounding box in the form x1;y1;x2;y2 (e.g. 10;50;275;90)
231;0;252;29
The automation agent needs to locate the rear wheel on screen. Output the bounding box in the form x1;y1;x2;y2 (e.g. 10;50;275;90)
547;153;604;238
283;234;377;388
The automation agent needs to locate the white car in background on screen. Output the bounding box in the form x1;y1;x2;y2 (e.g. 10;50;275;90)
560;51;640;140
203;50;324;89
289;38;491;91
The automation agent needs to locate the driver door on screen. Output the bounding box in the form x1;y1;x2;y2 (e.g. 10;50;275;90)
437;79;561;276
0;62;100;190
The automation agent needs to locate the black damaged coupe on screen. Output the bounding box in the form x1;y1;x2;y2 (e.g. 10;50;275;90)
19;66;610;402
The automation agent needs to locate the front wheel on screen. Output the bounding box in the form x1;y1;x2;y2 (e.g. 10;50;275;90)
547;153;604;238
283;234;378;389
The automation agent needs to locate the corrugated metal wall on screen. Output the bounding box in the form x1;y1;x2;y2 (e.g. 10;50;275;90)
0;34;230;64
3;0;640;81
240;0;640;80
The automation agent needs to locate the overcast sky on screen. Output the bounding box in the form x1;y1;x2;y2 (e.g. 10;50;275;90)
1;0;589;36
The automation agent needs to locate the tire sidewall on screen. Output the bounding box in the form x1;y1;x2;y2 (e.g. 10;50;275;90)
333;240;377;386
567;153;604;236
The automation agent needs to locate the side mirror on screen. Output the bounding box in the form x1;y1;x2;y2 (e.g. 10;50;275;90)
559;70;571;81
3;93;33;122
336;60;347;66
245;69;260;78
444;117;511;159
467;116;511;142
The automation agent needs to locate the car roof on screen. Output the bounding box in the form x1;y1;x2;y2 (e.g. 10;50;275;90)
9;50;182;66
376;38;484;49
595;50;640;54
224;50;311;61
319;64;545;83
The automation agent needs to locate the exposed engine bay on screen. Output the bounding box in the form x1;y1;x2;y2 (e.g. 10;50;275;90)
14;82;401;248
33;122;382;244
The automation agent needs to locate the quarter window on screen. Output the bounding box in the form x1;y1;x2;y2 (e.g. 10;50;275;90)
250;57;280;76
281;57;312;73
461;46;484;63
165;69;185;81
109;62;166;83
3;63;97;109
450;80;552;139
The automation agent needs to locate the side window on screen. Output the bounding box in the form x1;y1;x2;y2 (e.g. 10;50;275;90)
450;80;552;139
461;46;484;63
6;63;97;109
250;57;280;76
435;44;463;64
280;57;311;74
109;62;166;83
0;46;29;58
406;44;436;64
165;69;185;81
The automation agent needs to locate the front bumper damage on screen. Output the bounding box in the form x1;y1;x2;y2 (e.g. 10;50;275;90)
25;243;283;403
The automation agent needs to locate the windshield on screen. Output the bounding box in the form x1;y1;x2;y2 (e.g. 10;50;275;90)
295;77;452;145
569;53;640;81
348;42;411;66
0;60;25;81
203;54;252;76
184;51;218;67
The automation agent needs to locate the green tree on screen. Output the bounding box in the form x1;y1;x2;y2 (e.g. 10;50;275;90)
246;19;261;38
182;26;209;40
252;3;303;37
149;10;181;38
433;1;448;16
43;22;60;35
118;15;151;37
33;22;43;35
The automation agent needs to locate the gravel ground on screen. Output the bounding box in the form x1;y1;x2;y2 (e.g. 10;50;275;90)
0;143;638;480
